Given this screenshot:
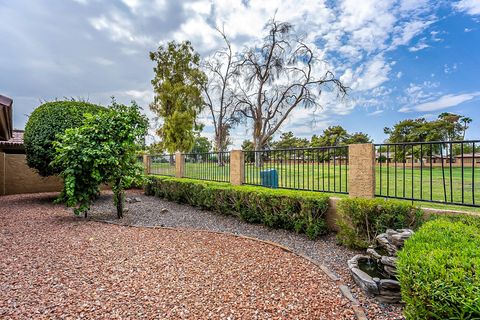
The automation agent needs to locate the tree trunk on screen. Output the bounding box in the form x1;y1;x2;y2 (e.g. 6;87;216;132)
116;191;124;219
254;144;263;168
114;179;124;219
215;135;224;166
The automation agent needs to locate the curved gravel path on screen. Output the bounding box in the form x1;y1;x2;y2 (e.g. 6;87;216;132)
90;190;405;320
1;192;355;319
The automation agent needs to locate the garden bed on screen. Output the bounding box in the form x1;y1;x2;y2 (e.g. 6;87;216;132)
90;189;406;319
1;192;355;319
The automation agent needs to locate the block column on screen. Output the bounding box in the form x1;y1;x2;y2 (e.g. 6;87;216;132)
143;154;151;175
230;150;245;185
175;151;185;178
348;143;375;199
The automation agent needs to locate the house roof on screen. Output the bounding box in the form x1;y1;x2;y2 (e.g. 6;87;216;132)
0;94;13;141
455;153;480;158
0;129;24;151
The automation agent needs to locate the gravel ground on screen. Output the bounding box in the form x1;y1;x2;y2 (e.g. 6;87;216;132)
1;192;355;319
90;190;405;320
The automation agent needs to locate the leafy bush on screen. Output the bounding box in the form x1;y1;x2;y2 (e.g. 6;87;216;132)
24;100;105;176
53;101;148;217
428;213;480;229
145;176;330;239
336;198;424;249
397;219;480;319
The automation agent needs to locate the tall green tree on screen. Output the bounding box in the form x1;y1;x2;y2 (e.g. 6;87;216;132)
385;114;473;143
150;41;206;153
310;126;349;147
53;101;148;218
191;136;212;154
344;132;372;145
272;131;309;149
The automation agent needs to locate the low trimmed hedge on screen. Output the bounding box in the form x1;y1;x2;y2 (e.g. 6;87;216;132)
397;219;480;319
336;198;424;249
145;176;330;239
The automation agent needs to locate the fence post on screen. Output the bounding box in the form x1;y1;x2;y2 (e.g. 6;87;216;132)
143;154;150;175
175;151;185;178
230;150;244;185
348;143;375;199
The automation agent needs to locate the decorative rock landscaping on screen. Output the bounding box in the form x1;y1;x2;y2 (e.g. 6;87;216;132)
1;192;356;319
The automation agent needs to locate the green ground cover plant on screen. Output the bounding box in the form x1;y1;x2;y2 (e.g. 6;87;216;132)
397;218;480;319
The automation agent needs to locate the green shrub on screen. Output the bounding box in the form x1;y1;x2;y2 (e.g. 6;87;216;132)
336;198;424;249
52;101;148;217
145;176;330;239
428;213;480;229
397;219;480;319
24;100;105;177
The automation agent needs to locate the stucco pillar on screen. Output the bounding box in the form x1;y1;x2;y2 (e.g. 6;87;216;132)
143;154;150;175
348;144;375;199
175;152;185;178
230;150;245;185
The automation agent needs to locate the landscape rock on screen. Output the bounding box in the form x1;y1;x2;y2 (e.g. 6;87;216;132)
348;228;414;303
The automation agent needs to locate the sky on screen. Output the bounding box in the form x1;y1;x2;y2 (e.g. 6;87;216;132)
1;0;479;146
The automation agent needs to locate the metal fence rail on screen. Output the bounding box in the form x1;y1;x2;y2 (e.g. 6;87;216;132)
147;154;176;176
183;151;231;182
243;146;349;194
375;140;479;207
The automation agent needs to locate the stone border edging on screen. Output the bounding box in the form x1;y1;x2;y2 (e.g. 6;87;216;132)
91;218;368;320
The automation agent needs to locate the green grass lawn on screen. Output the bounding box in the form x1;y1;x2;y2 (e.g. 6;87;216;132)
244;162;348;193
149;162;479;209
149;162;175;176
376;166;479;206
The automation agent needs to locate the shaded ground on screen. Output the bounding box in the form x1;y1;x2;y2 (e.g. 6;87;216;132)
1;192;354;319
90;190;405;320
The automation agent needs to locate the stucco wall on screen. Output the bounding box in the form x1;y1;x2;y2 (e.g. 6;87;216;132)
0;152;62;195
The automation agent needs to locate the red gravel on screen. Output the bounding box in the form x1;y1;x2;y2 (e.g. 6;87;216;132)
0;193;355;319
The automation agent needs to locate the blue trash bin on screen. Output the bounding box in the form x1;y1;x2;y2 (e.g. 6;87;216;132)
260;169;278;188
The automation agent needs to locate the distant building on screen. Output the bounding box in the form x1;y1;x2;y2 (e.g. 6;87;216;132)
455;153;480;164
0;95;24;154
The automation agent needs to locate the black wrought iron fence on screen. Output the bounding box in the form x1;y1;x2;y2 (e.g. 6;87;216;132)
183;151;231;182
147;154;176;176
244;146;349;194
375;141;479;207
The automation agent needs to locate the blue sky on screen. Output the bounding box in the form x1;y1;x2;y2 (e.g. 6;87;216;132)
0;0;479;146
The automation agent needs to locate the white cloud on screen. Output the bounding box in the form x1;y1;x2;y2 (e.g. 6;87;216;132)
412;92;480;112
444;63;458;74
92;57;114;66
397;81;440;112
89;12;154;45
454;0;480;15
368;110;384;116
121;0;167;16
409;38;430;51
124;89;154;103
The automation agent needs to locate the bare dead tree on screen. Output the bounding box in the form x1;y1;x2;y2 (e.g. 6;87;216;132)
202;28;240;165
236;19;348;166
